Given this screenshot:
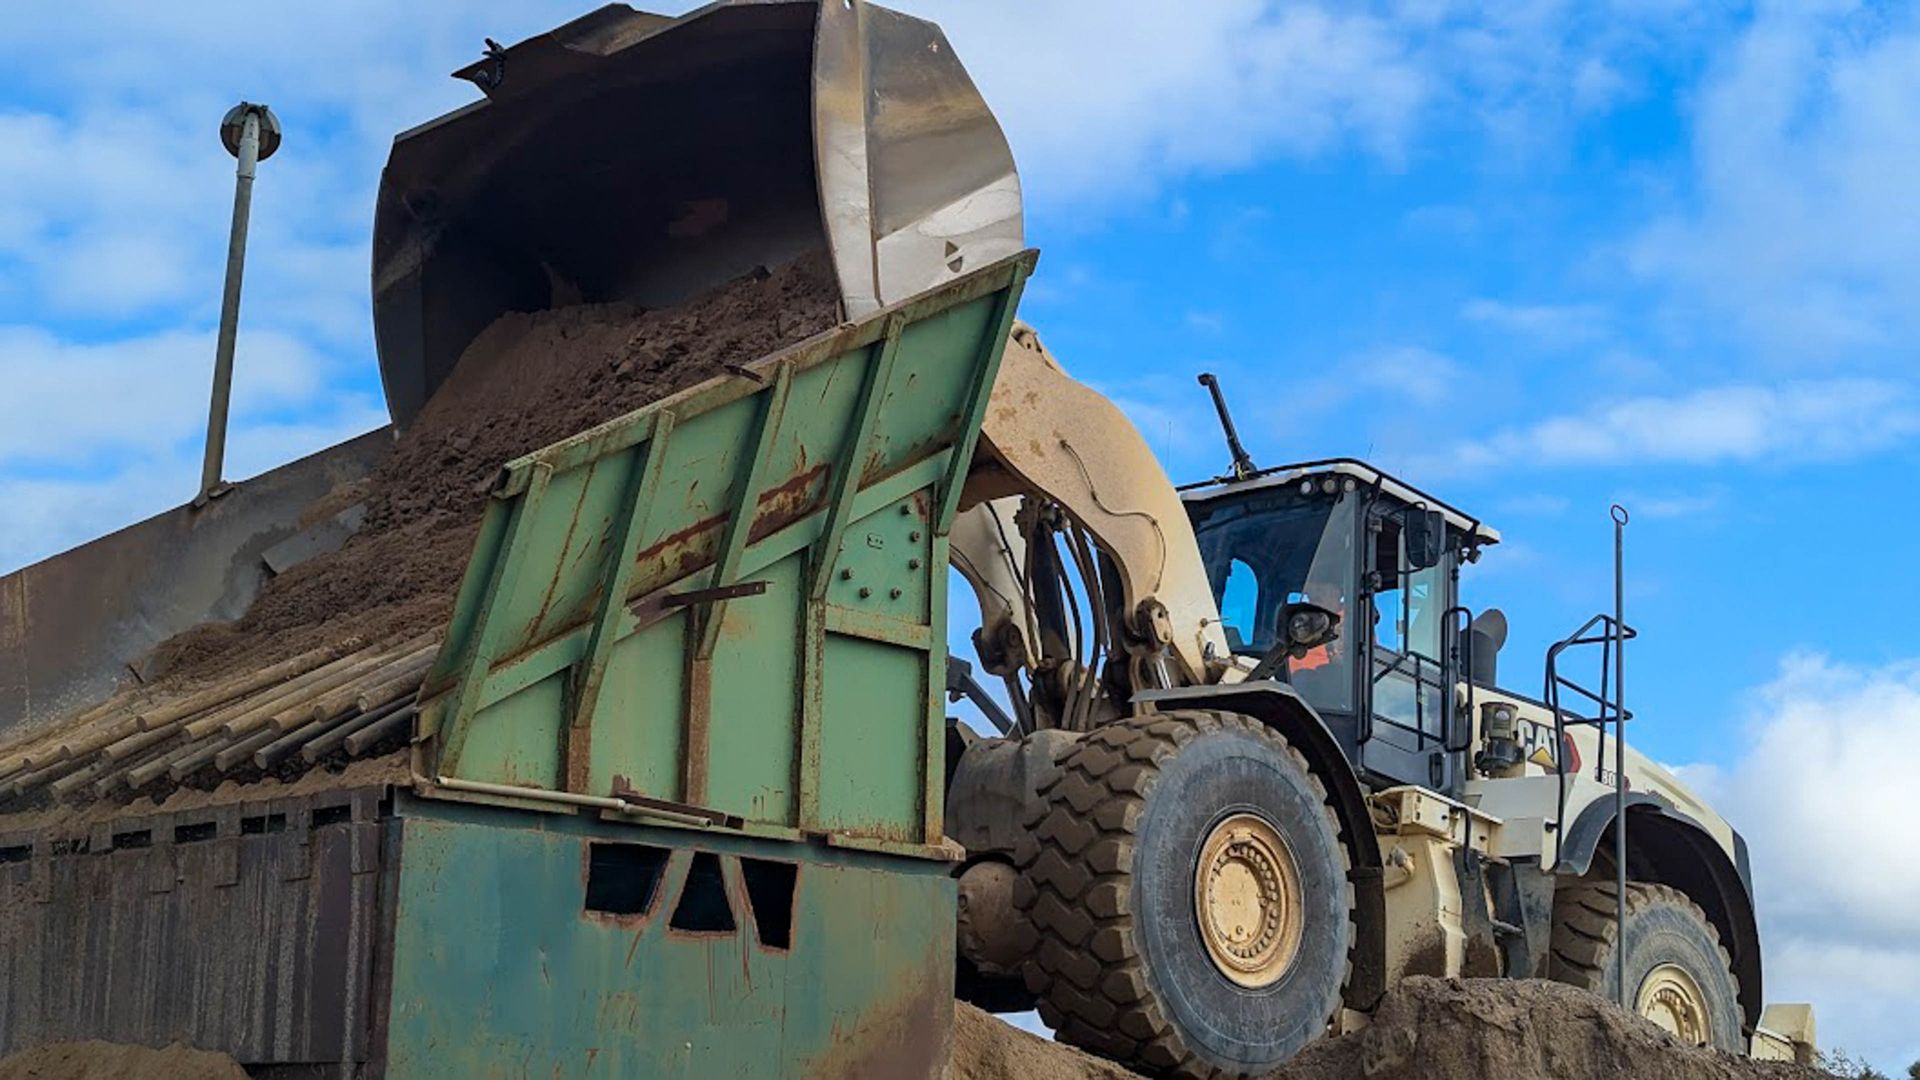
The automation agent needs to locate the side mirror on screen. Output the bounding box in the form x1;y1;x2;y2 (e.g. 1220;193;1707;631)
1405;508;1446;571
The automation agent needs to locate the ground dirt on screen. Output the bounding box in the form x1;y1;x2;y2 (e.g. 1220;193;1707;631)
956;978;1831;1080
0;1041;247;1080
145;253;839;689
0;982;1829;1079
950;1001;1137;1080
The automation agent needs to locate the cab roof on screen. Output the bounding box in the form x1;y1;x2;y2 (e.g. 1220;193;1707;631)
1179;457;1502;546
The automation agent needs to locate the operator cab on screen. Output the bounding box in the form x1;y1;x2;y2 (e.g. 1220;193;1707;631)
1181;459;1500;795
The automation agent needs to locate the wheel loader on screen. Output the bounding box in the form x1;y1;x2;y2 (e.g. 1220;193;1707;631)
0;2;1813;1077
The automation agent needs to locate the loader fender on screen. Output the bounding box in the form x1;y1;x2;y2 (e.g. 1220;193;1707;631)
1132;682;1386;1012
1560;796;1762;1030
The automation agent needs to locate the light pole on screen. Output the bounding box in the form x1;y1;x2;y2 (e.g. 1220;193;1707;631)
196;102;281;507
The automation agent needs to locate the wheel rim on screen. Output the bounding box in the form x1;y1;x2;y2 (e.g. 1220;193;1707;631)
1635;963;1711;1045
1193;812;1305;988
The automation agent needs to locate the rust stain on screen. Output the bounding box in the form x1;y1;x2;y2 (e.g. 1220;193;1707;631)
745;463;831;545
683;655;711;804
563;719;592;794
530;462;601;632
483;465;834;674
623;462;830;592
595;989;644;1033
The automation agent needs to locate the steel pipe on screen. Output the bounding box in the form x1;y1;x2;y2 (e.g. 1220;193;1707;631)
1611;503;1630;1007
431;774;716;827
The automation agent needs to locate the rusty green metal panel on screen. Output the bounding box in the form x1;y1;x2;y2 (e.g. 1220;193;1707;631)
383;803;954;1078
419;252;1033;849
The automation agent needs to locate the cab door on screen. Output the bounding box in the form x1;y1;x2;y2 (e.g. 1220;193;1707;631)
1360;515;1457;793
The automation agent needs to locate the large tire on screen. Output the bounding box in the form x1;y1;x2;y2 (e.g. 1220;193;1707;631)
1549;880;1744;1052
1012;711;1354;1078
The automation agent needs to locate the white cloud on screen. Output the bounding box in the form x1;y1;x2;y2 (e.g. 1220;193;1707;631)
0;325;331;466
223;405;390;482
1184;310;1226;335
0;460;197;573
1627;5;1920;358
1461;297;1609;347
1612;486;1727;521
928;2;1429;206
1094;374;1234;474
1449;378;1920;469
1496;492;1570;517
1571;57;1633;111
1677;653;1920;1068
1348;345;1460;405
1274;345;1463;423
0;399;385;575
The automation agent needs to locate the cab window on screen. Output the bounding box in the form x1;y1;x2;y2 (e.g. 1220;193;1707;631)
1218;558;1259;652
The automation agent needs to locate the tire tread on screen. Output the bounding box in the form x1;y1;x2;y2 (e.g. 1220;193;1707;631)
1013;710;1353;1079
1547;879;1742;1049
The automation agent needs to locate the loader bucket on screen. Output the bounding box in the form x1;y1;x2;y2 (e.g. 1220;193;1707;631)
372;0;1023;429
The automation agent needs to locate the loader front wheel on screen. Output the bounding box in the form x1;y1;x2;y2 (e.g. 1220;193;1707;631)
1012;711;1353;1078
1549;880;1743;1052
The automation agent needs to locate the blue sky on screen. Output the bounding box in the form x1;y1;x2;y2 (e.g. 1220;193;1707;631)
2;0;1918;1067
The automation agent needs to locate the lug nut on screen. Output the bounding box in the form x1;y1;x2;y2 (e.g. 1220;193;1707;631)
858;586;873;599
840;568;854;580
908;558;922;570
889;588;902;599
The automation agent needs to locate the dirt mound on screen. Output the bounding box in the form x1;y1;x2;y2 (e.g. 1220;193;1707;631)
151;253;839;686
1276;978;1826;1080
956;979;1829;1080
949;1002;1134;1080
0;1041;247;1080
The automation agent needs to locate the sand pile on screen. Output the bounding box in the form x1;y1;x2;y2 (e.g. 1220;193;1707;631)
152;253;840;684
956;980;1830;1080
0;1041;247;1080
949;1002;1135;1080
1262;978;1825;1080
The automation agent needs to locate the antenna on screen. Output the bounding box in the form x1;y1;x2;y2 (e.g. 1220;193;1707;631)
1197;373;1257;480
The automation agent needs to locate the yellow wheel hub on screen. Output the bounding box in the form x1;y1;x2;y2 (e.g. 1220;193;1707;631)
1635;963;1711;1045
1193;813;1305;988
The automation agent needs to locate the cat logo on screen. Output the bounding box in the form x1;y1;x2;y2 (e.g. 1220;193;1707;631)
1520;724;1582;774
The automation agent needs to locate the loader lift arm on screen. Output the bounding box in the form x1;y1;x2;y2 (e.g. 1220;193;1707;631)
945;324;1390;1028
954;324;1233;702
